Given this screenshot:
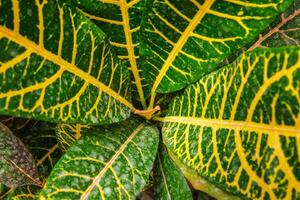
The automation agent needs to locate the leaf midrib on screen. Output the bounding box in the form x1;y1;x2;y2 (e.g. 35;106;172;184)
148;0;215;108
120;0;147;108
80;123;145;199
158;116;299;137
0;26;135;111
157;153;172;200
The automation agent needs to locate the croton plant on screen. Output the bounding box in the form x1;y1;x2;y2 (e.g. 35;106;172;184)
0;0;299;199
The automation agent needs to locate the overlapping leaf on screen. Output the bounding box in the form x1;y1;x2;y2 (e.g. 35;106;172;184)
55;123;89;152
0;123;40;187
72;0;147;108
223;1;300;66
140;0;294;108
39;118;159;199
0;0;134;125
153;143;193;200
160;47;300;199
0;122;61;200
250;1;300;49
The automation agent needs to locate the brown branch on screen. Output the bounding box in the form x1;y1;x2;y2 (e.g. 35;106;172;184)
248;9;300;51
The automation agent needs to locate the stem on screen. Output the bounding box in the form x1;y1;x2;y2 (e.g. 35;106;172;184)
134;105;160;120
248;9;300;51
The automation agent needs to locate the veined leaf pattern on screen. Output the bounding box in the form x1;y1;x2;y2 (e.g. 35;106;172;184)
160;47;300;199
39;118;159;199
55;123;89;152
140;0;294;108
73;0;147;108
153;143;193;200
0;0;134;125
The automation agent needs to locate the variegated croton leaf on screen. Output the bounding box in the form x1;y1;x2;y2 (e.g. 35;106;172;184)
72;0;148;108
39;118;159;199
0;123;40;187
0;0;135;125
140;0;294;108
55;123;89;152
160;46;300;199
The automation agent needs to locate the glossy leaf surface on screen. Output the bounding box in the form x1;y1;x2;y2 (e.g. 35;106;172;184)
140;0;293;108
161;47;300;199
153;143;193;200
73;0;147;107
0;0;134;125
0;123;40;187
55;123;89;152
39;118;159;199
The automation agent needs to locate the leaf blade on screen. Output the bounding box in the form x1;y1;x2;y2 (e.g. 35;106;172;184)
153;143;193;200
39;118;160;199
0;123;40;187
73;0;147;107
140;0;294;108
0;0;134;125
161;47;300;199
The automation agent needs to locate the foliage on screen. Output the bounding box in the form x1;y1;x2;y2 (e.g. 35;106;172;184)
0;0;299;199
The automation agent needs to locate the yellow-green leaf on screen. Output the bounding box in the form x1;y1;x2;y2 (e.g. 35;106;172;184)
0;0;134;125
55;123;89;152
160;47;300;199
72;0;148;108
39;118;159;199
140;0;294;108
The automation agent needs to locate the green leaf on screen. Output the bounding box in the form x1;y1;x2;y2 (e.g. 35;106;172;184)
140;0;294;108
167;148;241;200
159;47;300;199
0;0;134;125
0;122;61;199
0;123;40;187
55;123;89;152
153;143;193;200
72;0;148;108
39;118;159;199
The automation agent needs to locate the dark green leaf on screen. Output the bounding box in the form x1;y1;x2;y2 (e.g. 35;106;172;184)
55;123;89;152
153;143;193;200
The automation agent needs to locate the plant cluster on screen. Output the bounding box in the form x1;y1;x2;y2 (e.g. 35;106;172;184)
0;0;299;199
